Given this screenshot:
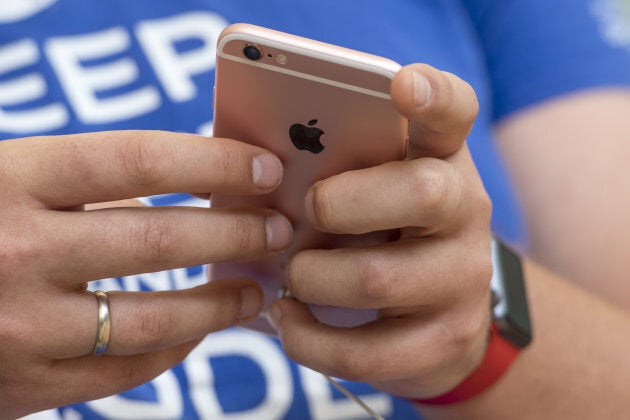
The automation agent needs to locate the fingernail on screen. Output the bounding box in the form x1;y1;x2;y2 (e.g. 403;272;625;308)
240;286;262;320
265;214;293;251
266;303;282;331
304;188;317;227
413;71;432;107
253;154;283;188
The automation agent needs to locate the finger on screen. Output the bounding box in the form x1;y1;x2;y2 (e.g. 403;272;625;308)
107;279;262;356
391;64;478;159
84;198;147;210
287;236;492;309
31;340;199;413
4;130;283;208
268;298;489;388
37;206;292;283
305;157;470;235
40;279;262;359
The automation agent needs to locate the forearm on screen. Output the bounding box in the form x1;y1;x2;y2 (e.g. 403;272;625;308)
417;258;630;419
495;90;630;308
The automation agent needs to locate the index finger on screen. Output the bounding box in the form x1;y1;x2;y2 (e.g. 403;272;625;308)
391;64;479;159
3;130;283;208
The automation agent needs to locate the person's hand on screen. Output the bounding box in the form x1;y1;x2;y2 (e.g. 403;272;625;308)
266;64;493;399
0;131;293;418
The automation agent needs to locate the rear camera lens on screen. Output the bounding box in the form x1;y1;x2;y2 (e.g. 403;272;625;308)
243;45;262;61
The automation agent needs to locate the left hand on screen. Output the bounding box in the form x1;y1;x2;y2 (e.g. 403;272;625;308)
266;63;493;399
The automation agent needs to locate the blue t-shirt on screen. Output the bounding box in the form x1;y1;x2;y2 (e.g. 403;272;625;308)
4;0;630;418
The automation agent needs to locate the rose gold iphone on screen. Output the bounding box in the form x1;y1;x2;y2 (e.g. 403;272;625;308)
210;23;408;333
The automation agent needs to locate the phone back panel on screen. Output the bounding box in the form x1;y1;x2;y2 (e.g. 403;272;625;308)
210;24;408;332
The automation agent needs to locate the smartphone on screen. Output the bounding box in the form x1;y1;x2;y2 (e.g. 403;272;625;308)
210;23;408;333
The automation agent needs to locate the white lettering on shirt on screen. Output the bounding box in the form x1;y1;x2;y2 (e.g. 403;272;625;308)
299;366;393;419
0;11;227;135
0;0;58;24
137;12;227;103
0;39;68;133
45;26;161;124
184;330;293;419
86;370;183;419
591;0;630;49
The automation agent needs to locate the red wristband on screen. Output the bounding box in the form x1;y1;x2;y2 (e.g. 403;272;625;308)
411;323;519;405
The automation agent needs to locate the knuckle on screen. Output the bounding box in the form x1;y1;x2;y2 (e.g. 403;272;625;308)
442;310;488;360
356;257;393;304
126;302;174;349
132;214;178;264
476;190;493;224
410;161;450;216
215;141;249;186
117;133;172;187
452;318;481;350
454;240;493;298
422;308;492;379
0;236;44;280
229;216;258;256
462;236;494;289
465;172;493;226
473;247;494;287
463;82;480;123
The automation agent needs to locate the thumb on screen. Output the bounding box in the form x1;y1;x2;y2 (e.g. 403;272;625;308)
391;63;479;159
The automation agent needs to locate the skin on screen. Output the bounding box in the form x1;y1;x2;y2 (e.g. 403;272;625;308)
3;63;495;417
0;131;294;418
8;60;629;418
268;66;630;417
267;64;496;399
421;90;630;419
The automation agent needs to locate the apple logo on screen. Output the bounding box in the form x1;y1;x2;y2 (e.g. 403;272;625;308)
289;119;325;154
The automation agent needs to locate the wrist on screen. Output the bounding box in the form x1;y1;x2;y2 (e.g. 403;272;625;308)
411;238;532;405
411;322;519;405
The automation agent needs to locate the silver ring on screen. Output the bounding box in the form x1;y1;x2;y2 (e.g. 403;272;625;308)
93;290;111;355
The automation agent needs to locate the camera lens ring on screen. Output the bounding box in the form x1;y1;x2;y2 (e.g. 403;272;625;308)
243;44;262;61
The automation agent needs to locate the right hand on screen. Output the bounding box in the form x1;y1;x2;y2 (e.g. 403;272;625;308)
0;130;292;418
267;64;492;400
